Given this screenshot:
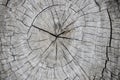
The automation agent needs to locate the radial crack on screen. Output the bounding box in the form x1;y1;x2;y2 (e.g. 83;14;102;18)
58;36;82;41
5;0;10;6
41;38;57;58
32;25;56;37
60;41;89;79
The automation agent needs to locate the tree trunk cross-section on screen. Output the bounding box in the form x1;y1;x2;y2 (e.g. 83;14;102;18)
0;0;120;80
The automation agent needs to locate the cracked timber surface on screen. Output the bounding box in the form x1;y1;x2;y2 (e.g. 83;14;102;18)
0;0;120;80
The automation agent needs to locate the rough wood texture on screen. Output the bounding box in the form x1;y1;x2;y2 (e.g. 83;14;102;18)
0;0;120;80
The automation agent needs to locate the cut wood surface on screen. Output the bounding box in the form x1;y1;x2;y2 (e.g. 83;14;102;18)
0;0;120;80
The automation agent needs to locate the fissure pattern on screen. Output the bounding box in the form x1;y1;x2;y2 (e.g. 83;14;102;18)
0;0;120;80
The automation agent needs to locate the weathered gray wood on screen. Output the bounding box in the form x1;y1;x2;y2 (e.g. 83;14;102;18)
0;0;120;80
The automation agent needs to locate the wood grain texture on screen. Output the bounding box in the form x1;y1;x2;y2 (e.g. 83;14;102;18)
0;0;120;80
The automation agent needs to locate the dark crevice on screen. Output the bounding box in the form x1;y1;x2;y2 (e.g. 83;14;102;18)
32;25;79;41
94;0;101;11
107;9;113;47
5;0;10;7
100;8;113;80
32;25;56;37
